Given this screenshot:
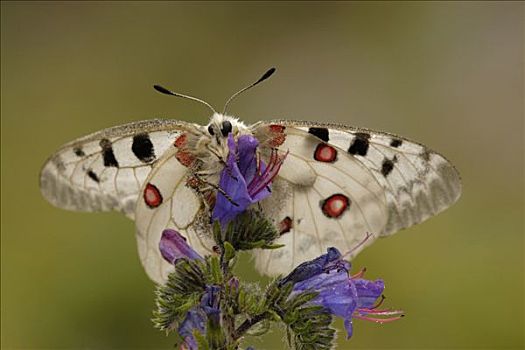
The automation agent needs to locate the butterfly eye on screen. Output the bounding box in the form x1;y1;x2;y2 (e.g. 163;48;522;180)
207;124;215;136
221;120;232;137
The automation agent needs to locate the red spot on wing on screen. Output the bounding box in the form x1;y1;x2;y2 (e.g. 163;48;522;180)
269;124;286;133
268;124;286;147
174;133;195;167
321;194;350;218
279;216;293;235
143;183;163;208
314;143;337;163
174;133;188;148
176;150;195;167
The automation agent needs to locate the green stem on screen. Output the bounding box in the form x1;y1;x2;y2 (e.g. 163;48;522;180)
232;312;270;340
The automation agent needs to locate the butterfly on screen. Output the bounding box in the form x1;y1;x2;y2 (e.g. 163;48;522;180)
40;68;462;284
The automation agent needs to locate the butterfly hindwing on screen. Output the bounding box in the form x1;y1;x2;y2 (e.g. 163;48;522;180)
39;119;193;219
134;147;215;283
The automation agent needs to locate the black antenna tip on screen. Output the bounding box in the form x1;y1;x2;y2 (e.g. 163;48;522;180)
256;67;276;84
153;84;175;96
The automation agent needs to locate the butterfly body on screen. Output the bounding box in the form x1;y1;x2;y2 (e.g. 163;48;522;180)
40;115;461;283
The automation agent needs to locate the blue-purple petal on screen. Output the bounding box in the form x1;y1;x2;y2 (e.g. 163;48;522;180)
280;247;344;286
178;286;222;349
178;308;206;350
212;134;271;226
344;318;354;339
294;269;358;319
201;285;221;317
159;229;203;264
236;135;259;183
213;166;251;225
352;278;385;309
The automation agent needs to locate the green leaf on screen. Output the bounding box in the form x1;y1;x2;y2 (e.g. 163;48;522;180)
261;243;285;250
223;241;236;262
206;314;226;349
152;259;206;333
207;256;223;284
286;291;318;310
245;319;271;336
267;286;336;350
194;331;210;350
266;309;281;322
222;211;281;251
212;220;222;244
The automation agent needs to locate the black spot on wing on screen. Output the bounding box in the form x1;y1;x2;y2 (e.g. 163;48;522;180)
100;138;119;167
87;169;100;183
132;133;155;163
381;159;394;176
348;132;370;156
381;156;398;177
308;127;329;142
390;139;402;148
73;147;85;157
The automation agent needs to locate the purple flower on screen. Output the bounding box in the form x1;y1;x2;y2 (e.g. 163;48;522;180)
284;247;403;339
178;308;205;350
227;277;239;292
212;134;286;226
179;285;221;350
200;285;221;324
159;229;203;264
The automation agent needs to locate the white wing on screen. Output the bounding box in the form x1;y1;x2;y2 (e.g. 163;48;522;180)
134;147;215;284
253;121;461;275
39;119;194;219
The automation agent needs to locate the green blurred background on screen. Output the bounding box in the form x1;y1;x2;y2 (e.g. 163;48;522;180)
1;2;523;349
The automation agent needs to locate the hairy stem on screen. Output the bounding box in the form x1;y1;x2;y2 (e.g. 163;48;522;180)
232;312;270;340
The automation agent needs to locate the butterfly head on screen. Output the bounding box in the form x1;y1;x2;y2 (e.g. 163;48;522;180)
206;113;248;140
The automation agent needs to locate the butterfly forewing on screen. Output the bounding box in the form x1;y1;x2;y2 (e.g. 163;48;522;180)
39;119;193;219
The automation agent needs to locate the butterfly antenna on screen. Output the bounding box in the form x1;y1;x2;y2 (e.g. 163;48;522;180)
153;85;217;114
222;67;276;114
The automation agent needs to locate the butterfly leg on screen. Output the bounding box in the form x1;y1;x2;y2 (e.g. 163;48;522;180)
204;143;240;181
205;143;226;163
188;172;239;207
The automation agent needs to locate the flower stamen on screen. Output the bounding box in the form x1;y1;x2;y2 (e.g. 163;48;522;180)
350;267;367;279
357;308;404;316
353;314;404;323
248;149;287;196
354;315;404;324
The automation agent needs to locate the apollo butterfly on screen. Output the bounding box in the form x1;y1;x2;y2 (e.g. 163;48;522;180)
40;68;461;283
